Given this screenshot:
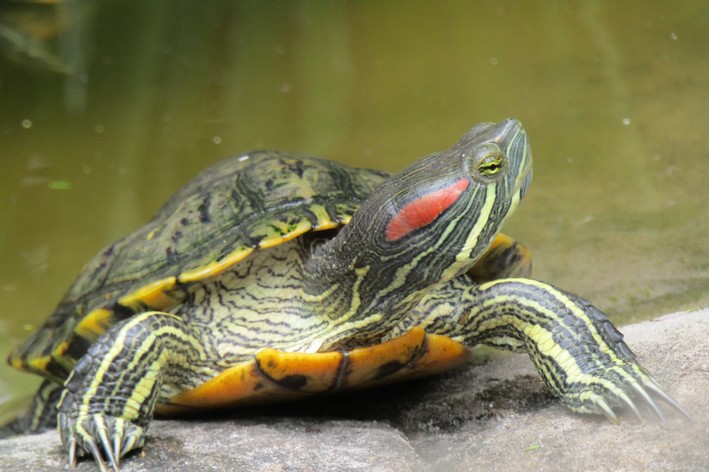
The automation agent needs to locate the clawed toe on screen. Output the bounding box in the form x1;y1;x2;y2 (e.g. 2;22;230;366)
593;397;619;424
630;381;664;423
615;390;641;421
60;412;145;471
582;365;688;425
84;436;109;472
642;377;691;420
96;417;119;471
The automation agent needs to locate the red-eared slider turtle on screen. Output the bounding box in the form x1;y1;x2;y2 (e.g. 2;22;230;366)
3;120;684;471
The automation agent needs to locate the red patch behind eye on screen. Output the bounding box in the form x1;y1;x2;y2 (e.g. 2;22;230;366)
385;178;470;241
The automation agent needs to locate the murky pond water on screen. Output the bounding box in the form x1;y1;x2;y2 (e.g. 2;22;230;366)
0;1;707;418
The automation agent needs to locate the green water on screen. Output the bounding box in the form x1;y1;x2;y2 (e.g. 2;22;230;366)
0;1;707;417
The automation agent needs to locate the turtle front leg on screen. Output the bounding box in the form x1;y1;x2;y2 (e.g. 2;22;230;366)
58;311;209;471
413;278;686;422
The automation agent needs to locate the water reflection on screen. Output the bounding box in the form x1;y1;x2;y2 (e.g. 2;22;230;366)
0;0;94;112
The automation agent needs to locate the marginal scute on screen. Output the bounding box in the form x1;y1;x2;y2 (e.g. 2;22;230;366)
25;355;51;375
343;326;426;386
255;348;345;392
344;328;471;387
118;277;179;311
73;308;114;341
177;247;255;283
333;202;358;224
251;216;314;249
410;333;471;375
159;328;470;413
308;204;339;230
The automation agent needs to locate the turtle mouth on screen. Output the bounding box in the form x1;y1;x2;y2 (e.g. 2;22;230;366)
515;161;533;202
509;123;533;204
491;118;533;203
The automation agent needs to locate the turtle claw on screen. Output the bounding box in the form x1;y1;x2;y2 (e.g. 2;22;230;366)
68;437;78;468
593;397;619;424
571;362;687;425
59;409;144;471
84;436;109;472
643;377;691;420
631;380;665;423
96;418;119;471
616;390;642;422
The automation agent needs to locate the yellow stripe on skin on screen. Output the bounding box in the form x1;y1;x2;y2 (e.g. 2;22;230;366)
301;266;377;351
483;278;623;361
470;307;628;402
121;322;205;421
469;279;632;403
375;183;482;305
74;312;206;424
441;184;497;281
122;356;163;419
339;265;369;321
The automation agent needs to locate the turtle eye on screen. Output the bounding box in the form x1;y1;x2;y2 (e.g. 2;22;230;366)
478;154;506;177
467;144;508;182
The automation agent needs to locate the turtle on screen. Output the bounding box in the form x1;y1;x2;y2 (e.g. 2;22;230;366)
3;119;685;471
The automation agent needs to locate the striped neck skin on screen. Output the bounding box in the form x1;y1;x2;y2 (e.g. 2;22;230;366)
306;119;532;332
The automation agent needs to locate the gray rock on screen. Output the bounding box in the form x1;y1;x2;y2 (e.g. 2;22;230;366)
1;309;707;471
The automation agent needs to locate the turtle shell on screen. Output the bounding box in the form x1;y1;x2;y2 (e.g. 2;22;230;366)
10;152;390;382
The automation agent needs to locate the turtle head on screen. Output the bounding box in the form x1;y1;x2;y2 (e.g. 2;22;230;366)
397;118;533;280
308;119;531;330
341;119;531;279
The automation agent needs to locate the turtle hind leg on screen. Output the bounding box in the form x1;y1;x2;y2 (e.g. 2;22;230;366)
0;379;63;438
57;311;210;471
417;278;686;422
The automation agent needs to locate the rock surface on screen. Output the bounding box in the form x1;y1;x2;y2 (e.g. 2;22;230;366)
1;309;707;471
